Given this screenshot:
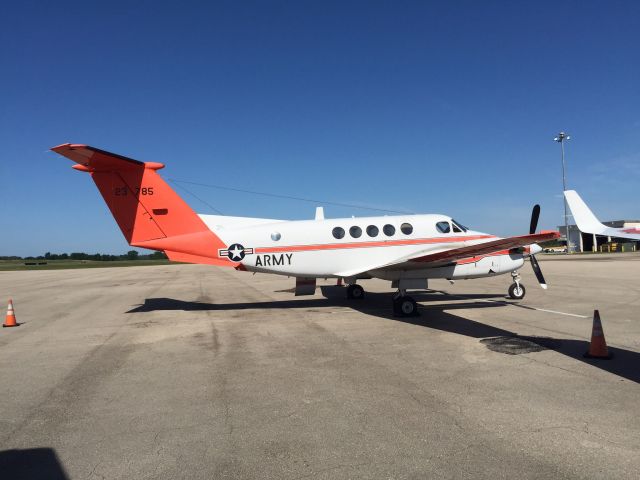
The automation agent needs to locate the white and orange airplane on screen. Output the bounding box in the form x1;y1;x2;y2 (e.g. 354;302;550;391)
52;143;560;316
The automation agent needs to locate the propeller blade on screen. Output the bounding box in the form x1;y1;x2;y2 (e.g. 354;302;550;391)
530;255;547;289
530;204;541;235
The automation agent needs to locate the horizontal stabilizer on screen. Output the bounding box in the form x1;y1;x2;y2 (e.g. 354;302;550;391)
51;144;156;171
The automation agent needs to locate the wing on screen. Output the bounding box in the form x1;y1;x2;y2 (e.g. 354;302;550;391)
335;231;559;277
564;190;640;240
408;232;559;264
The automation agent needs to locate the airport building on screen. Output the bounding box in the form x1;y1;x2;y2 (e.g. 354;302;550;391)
559;220;640;253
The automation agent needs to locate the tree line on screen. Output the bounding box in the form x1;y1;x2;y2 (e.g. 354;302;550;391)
1;251;168;261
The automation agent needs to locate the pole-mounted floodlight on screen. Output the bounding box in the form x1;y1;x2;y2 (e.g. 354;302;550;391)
554;132;571;253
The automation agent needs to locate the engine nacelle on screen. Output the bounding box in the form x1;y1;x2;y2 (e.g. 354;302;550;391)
371;253;525;282
450;254;524;279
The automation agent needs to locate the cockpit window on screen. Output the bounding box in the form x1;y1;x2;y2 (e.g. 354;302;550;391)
452;219;468;232
436;221;451;233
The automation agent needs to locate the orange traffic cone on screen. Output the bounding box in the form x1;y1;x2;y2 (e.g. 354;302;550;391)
584;310;611;359
3;299;20;328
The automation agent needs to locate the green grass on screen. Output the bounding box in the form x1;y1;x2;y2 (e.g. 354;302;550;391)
0;259;175;271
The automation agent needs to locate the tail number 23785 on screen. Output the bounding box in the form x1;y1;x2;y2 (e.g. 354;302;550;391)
114;186;154;196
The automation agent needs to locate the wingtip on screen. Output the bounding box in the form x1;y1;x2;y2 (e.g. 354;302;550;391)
51;143;71;152
51;143;94;166
51;143;87;153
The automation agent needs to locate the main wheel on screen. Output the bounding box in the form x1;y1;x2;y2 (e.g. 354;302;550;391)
393;296;418;317
347;284;365;299
508;283;526;300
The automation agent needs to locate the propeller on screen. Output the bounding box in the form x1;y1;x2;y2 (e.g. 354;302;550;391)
529;204;540;235
528;204;547;289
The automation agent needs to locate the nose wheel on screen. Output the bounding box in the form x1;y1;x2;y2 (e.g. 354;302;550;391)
508;271;526;299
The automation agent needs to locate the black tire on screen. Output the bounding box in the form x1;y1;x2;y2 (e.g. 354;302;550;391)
347;284;365;299
508;283;526;300
393;296;418;317
392;296;401;315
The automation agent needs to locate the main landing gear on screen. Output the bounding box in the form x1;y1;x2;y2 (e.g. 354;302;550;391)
508;271;526;300
392;290;418;317
346;284;365;299
345;284;418;317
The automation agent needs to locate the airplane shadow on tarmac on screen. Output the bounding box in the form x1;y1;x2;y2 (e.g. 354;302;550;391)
127;286;640;384
0;448;69;480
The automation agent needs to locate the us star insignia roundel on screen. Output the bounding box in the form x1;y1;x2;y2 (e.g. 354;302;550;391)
219;244;254;261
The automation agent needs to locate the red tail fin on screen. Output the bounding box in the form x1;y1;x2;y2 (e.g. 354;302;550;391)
51;144;232;265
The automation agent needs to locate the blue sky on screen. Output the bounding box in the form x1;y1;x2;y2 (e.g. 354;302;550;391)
1;1;639;256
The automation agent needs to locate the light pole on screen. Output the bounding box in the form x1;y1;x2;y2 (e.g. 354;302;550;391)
554;132;571;253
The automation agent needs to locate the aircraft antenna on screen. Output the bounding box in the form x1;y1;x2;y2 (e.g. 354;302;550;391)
169;179;414;215
169;180;225;215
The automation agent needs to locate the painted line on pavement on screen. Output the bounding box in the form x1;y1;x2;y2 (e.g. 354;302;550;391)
516;306;589;318
437;293;590;319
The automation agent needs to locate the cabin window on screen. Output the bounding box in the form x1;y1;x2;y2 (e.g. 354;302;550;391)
271;232;281;241
332;227;345;239
349;226;362;238
383;224;395;236
400;223;413;235
436;221;451;233
366;225;379;237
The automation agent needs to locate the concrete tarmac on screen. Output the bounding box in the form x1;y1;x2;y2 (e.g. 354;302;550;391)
1;254;639;479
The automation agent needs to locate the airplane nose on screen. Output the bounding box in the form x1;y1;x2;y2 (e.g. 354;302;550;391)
530;244;542;255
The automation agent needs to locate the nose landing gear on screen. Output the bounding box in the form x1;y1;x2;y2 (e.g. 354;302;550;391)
508;271;526;299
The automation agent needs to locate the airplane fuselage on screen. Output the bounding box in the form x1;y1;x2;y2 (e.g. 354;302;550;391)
201;213;526;281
